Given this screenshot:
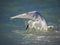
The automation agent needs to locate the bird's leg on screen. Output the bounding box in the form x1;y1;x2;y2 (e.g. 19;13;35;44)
26;24;29;30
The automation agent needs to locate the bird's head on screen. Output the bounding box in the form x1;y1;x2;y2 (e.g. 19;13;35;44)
10;11;41;20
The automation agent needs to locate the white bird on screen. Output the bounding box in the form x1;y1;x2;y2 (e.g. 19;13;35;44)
10;11;54;31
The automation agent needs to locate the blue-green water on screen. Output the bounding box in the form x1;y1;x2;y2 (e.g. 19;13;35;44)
1;29;60;45
0;0;60;45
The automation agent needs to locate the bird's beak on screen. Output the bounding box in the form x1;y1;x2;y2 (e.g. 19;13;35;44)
10;13;32;20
